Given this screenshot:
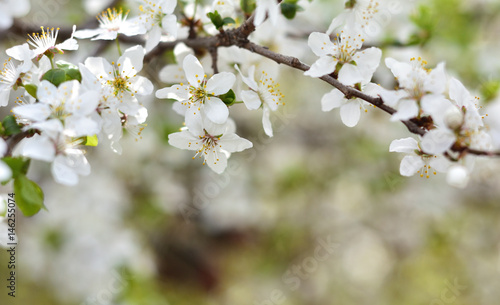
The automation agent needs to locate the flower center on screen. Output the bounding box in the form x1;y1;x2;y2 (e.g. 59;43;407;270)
97;8;129;32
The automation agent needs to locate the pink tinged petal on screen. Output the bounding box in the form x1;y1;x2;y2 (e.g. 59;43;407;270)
0;162;12;182
385;58;412;80
321;89;345;112
206;72;235;95
421;129;456;155
262;106;273;137
424;62;446;94
429;156;451;173
308;32;336;57
399;155;425;177
206;149;228;174
241;90;262;110
65;116;100;137
20;135;56;162
234;64;258;90
168;130;200;151
446;165;469;189
13;103;51;121
390;99;418;121
162;14;178;38
340;100;361;127
183;54;205;87
205;97;229;124
338;63;363;86
219;134;253;153
145;26;162;53
304;56;338;78
156;85;189;100
389;137;419;154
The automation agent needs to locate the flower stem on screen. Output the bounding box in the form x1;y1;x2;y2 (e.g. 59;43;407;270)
116;36;122;56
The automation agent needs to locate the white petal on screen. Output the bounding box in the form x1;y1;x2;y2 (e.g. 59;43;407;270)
12;104;51;122
37;80;58;105
304;56;337;78
340;100;361;127
205;97;229;124
429;156;451;173
119;45;145;75
168;130;199;151
421;129;456;155
424;62;446;94
162;14;177;38
262;106;273;137
385;58;412;80
206;149;228;174
206;72;235;95
448;77;470;108
338;63;363;86
241;90;262;110
145;26;162;53
355;47;382;84
183;54;205;87
308;32;336;57
19;135;55;162
220;134;253;153
389;137;419;153
234;64;258;90
0;162;12;182
159;64;187;84
65;116;100;137
131;76;154;95
321;89;345;112
156;85;189;100
390;99;418;121
399;155;425;176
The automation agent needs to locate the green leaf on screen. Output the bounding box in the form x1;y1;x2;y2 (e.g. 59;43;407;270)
84;135;98;146
240;0;256;14
24;84;38;99
2;115;22;136
207;10;224;29
14;174;45;217
42;69;67;87
281;2;301;20
2;157;31;180
219;89;236;106
64;68;82;82
222;17;236;26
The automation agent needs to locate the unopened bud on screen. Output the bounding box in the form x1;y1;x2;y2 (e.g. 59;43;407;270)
444;106;463;130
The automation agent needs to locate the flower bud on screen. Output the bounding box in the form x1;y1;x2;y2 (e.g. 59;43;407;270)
446;165;469;188
444;106;464;130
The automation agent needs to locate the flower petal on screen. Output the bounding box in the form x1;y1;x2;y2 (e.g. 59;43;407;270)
399;155;425;176
183;54;205;87
389;137;419;153
205;97;229;124
340;100;361;127
321;89;345;112
206;72;235;95
304;56;337;78
241;90;262;110
421;129;456;155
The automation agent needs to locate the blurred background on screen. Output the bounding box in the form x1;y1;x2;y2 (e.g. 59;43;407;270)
1;0;500;304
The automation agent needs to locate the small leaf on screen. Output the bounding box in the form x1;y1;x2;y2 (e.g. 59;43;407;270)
207;10;224;29
64;68;82;82
240;0;256;14
2;157;31;180
222;17;236;26
14;174;45;217
2;115;22;136
84;135;98;146
24;84;38;99
219;89;236;106
42;69;67;87
281;2;300;19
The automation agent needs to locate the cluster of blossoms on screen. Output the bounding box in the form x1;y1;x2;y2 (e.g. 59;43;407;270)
1;23;151;185
0;0;499;199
